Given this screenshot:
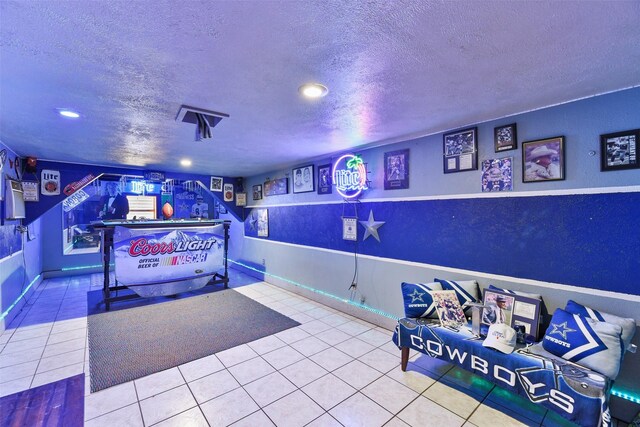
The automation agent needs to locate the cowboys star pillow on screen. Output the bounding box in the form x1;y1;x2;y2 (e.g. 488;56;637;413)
435;279;479;315
488;284;542;300
565;300;636;352
542;308;624;379
401;282;442;318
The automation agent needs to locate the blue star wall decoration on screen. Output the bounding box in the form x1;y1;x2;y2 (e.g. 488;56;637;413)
359;210;385;242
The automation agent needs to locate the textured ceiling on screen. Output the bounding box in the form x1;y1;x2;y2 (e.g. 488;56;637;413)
1;0;639;177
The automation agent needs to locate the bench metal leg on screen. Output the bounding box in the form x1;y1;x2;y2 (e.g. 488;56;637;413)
401;347;409;371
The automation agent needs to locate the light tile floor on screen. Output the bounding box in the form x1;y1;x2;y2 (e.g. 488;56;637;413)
0;270;620;427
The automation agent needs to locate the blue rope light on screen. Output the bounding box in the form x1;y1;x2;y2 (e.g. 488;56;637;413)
0;274;41;322
228;259;640;404
61;263;113;271
228;259;398;321
610;388;640;404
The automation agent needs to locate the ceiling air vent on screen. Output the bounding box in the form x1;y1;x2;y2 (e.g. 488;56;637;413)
176;105;229;141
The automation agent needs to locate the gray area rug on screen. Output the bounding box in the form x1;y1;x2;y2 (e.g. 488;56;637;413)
87;289;300;392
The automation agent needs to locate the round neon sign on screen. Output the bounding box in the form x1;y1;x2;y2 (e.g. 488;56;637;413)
332;154;368;199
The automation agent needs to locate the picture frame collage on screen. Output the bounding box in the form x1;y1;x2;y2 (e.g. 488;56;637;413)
241;125;634;206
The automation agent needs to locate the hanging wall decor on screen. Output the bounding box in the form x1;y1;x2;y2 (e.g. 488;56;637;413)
223;183;234;202
494;123;518;152
384;149;409;190
292;165;315;193
600;129;639;172
210;176;223;192
264;178;288;196
481;157;513;192
443;127;478;173
359;210;385;242
522;136;565;182
317;164;332;195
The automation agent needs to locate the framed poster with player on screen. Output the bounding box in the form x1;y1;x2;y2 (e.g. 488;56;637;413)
600;129;639;171
494;123;517;152
443;127;478;173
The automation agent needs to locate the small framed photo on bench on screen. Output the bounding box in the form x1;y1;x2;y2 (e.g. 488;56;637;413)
482;289;542;340
430;290;466;329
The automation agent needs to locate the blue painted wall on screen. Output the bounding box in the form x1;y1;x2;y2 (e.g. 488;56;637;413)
244;193;640;295
0;141;43;333
237;87;640;307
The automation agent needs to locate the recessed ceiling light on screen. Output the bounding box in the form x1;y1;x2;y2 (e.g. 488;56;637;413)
180;159;192;167
58;109;80;118
299;83;328;99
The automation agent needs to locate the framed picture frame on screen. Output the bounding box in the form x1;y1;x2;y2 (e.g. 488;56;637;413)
522;136;565;182
21;181;40;202
236;193;246;207
430;290;466;329
482;289;542;340
317;163;332;195
482;290;515;327
384;149;409;190
443;127;478;173
257;208;269;237
264;178;288;196
252;184;263;200
210;176;223;192
481;157;513;192
292;165;314;193
600;129;639;172
494;123;517;152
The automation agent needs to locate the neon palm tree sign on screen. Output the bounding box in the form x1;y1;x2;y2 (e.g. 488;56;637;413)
332;154;368;199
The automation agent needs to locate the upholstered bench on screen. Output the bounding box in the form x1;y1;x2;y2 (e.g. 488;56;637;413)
393;318;612;427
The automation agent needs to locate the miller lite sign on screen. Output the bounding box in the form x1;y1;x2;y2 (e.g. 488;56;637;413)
332;154;368;199
41;169;61;196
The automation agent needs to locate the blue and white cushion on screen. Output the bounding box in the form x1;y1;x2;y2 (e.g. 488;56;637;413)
488;284;542;300
401;282;442;318
565;300;636;352
435;279;479;315
542;308;624;379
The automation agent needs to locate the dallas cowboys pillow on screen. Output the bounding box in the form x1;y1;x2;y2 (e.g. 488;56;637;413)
542;308;624;379
401;282;442;318
488;284;542;300
435;279;479;315
565;300;636;352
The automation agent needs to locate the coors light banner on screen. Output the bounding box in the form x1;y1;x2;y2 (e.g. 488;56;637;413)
113;225;225;293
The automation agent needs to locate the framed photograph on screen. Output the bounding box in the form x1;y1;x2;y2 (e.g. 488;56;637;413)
482;290;515;327
481;157;513;192
264;178;288;196
482;289;541;339
317;164;332;195
252;184;263;200
292;165;314;193
210;176;223;192
443;127;478;173
430;290;466;329
523;136;565;182
257;208;269;237
494;123;517;152
236;193;246;207
384;149;409;190
600;129;639;171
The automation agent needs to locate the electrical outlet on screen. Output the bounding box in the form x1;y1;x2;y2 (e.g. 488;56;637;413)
360;296;366;304
261;258;266;266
